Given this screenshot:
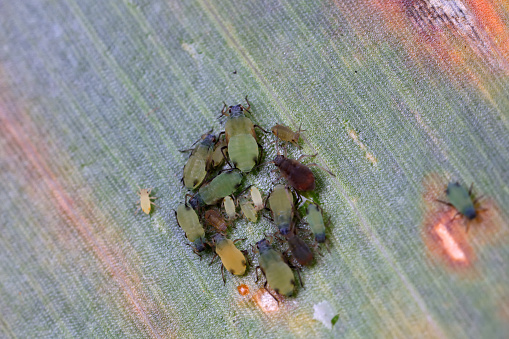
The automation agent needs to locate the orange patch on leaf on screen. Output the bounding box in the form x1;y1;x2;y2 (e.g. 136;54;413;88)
424;209;475;268
252;288;280;313
371;0;509;76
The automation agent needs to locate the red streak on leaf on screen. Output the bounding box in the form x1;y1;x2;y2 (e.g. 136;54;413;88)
0;93;169;338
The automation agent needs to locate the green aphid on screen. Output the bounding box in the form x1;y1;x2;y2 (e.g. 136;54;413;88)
267;184;294;236
175;203;206;252
240;196;258;222
221;97;265;172
189;170;244;208
255;239;295;297
181;133;216;190
306;203;326;243
438;182;483;231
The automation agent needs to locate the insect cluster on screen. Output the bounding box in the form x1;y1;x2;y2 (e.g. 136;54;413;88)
135;97;488;303
169;97;335;299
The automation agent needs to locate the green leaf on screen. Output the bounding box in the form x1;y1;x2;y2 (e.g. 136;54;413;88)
1;0;508;337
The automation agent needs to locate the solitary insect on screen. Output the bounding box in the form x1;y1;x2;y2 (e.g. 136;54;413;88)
271;123;304;148
189;170;244;208
181;133;216;190
210;234;247;283
221;97;266;172
175;203;207;252
255;238;295;297
223;195;238;220
250;186;264;211
437;182;483;232
306;203;326;243
205;209;228;234
267;184;295;236
210;136;228;169
285;231;314;267
136;187;158;215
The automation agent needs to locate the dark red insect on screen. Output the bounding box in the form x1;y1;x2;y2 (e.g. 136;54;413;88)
273;155;315;191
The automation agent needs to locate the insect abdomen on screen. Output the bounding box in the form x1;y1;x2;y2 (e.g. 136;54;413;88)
228;134;258;172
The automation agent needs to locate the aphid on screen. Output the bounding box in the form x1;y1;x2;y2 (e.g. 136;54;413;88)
271;123;304;148
267;184;294;236
205;209;228;234
285;231;313;266
181;133;216;190
437;182;483;232
136;187;157;215
250;186;264;211
222;97;265;172
255;239;295;297
210;234;247;283
307;203;326;243
189;170;244;208
272;143;335;192
223;196;238;220
210;136;228;168
175;203;206;252
240;196;258;222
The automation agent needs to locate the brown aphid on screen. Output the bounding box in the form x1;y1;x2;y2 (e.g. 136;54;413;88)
205;209;228;233
272;123;303;147
274;154;316;192
285;231;313;266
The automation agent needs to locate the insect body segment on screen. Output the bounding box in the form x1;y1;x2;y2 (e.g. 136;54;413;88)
189;170;244;208
136;187;157;215
176;204;206;252
307;203;326;243
212;234;247;282
268;185;294;236
256;239;295;297
182;133;216;190
222;98;259;172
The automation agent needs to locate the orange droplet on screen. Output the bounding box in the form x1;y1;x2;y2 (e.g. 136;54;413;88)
237;284;249;296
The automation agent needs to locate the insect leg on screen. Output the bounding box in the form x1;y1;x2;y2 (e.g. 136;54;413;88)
264;282;279;304
307;163;336;177
209;253;219;266
221;146;232;168
296;153;317;162
254;124;269;134
436;199;453;207
221;265;226;285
